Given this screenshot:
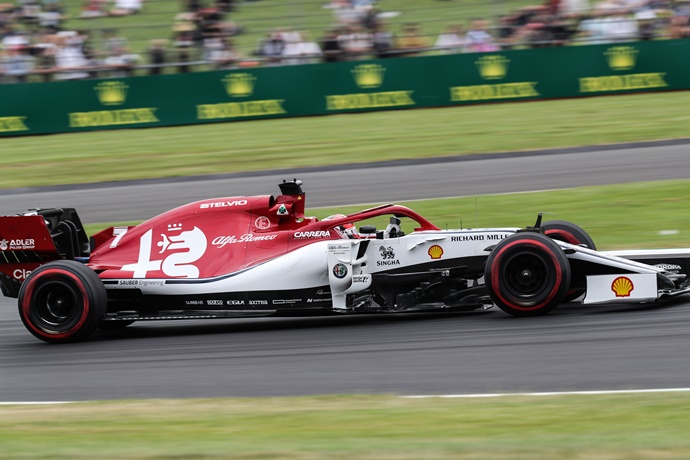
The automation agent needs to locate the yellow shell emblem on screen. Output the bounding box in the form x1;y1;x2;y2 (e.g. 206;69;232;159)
611;276;634;297
428;245;444;260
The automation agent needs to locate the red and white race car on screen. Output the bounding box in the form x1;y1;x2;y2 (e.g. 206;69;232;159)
1;180;689;343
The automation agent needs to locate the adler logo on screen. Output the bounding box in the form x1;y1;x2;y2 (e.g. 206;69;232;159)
294;231;331;239
0;238;35;251
200;200;248;209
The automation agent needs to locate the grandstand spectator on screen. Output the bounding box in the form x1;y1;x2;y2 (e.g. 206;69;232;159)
1;23;23;48
1;39;33;83
53;31;90;80
555;0;592;16
435;24;465;54
104;46;140;77
171;19;197;73
599;4;640;41
330;0;361;25
204;34;237;68
103;28;128;55
282;31;322;65
577;3;639;43
321;27;344;62
0;3;12;27
17;0;40;27
183;0;202;13
147;38;167;75
670;11;690;38
396;23;430;56
502;6;575;48
32;31;57;80
216;0;234;14
635;8;659;40
371;20;394;58
38;1;64;32
338;24;371;59
110;0;142;17
255;29;285;65
80;0;107;19
464;20;500;52
197;5;226;37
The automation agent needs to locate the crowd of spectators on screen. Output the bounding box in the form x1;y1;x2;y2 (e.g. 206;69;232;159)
0;0;145;83
2;0;690;83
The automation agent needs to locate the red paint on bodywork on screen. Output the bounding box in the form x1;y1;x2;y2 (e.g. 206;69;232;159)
89;191;440;280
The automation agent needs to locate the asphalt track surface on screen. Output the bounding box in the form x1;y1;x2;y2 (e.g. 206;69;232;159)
1;143;690;402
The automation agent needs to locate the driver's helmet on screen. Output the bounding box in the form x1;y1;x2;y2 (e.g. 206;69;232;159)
323;214;358;239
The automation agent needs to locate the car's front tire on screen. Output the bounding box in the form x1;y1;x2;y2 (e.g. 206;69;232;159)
484;233;571;317
18;261;106;344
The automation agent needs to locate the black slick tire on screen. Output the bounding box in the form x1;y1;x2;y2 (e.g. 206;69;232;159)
484;232;571;317
18;260;107;344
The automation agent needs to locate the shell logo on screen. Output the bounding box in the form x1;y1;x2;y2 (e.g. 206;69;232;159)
428;245;444;260
611;276;634;297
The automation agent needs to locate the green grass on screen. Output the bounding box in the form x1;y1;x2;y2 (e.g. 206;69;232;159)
1;393;689;459
318;180;690;250
85;179;690;250
3;91;690;189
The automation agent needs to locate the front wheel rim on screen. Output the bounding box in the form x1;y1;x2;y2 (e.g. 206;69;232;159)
503;252;549;298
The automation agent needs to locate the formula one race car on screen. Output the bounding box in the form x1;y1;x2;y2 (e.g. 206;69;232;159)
2;179;690;343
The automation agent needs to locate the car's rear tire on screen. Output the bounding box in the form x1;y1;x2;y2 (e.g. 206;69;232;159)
484;232;571;317
18;261;106;344
543;220;595;302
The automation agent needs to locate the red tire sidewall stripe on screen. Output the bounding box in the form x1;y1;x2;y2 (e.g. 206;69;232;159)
490;239;563;311
21;269;90;340
545;229;580;245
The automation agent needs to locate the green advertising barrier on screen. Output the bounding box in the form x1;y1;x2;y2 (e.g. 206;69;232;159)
1;39;687;137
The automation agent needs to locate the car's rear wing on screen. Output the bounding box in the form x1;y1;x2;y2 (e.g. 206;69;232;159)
0;208;89;298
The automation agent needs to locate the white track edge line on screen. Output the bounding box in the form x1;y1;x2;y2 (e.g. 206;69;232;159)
3;388;690;405
403;388;690;398
0;401;77;405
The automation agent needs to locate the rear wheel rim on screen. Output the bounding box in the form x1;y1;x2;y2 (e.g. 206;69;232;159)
34;281;80;328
